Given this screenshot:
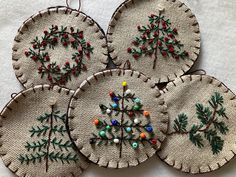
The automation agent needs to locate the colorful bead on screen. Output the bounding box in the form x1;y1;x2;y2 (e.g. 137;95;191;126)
122;81;127;87
146;126;153;133
112;103;118;109
133;105;141;111
128;111;134;117
126;127;132;133
109;91;114;97
151;139;157;145
113;97;119;102
106;109;112;114
113;138;120;144
111;119;119;126
143;111;150;117
132;142;138;149
125;89;132;95
134;98;141;104
140;133;146;139
99;131;106;137
134;118;140;124
93;119;100;126
106;125;111;131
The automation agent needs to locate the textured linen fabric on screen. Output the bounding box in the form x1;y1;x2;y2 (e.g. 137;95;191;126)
0;85;89;177
1;0;236;177
68;69;168;168
158;75;236;174
107;0;200;83
13;7;107;90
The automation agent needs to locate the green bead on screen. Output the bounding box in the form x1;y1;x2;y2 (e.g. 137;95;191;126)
99;131;106;137
132;142;139;149
106;125;111;130
134;98;141;104
133;105;140;111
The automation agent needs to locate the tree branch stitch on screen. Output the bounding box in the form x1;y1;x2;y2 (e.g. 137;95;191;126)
168;92;229;155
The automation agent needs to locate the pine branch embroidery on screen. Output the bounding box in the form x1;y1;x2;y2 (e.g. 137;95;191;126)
24;25;94;85
18;106;79;172
127;12;189;69
89;82;158;158
168;92;229;155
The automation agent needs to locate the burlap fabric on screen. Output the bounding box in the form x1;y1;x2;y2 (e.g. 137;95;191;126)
0;85;89;177
12;6;108;90
68;69;169;168
107;0;200;83
158;75;236;174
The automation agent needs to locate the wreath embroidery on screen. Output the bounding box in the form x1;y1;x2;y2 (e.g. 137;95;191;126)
127;12;189;69
25;25;94;85
168;92;229;155
89;82;157;158
18;106;79;172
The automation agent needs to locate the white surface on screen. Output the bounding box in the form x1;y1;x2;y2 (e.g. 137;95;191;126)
0;0;236;177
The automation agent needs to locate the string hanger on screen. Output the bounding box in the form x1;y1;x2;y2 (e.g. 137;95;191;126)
66;0;82;11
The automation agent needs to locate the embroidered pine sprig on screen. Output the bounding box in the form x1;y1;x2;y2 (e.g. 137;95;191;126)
19;107;79;172
127;12;189;69
24;25;94;85
90;82;157;158
168;92;229;155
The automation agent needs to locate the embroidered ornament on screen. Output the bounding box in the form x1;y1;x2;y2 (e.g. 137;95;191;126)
0;85;89;177
68;69;168;168
12;6;107;90
157;75;236;174
107;0;200;83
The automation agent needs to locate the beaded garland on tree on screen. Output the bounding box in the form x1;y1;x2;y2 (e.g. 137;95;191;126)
127;12;189;69
90;82;157;158
24;25;94;85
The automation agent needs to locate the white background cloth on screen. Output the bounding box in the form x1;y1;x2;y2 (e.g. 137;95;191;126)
0;0;236;177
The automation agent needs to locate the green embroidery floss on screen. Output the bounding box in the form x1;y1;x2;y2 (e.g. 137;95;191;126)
18;107;79;172
168;92;229;155
24;25;94;85
127;13;189;69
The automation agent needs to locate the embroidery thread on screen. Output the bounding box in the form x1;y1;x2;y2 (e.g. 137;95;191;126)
18;106;79;172
24;25;94;85
127;12;189;69
168;92;229;154
89;82;157;158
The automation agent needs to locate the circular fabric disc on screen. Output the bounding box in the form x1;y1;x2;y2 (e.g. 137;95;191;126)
157;75;236;174
107;0;200;83
0;85;89;177
68;69;169;168
12;6;108;90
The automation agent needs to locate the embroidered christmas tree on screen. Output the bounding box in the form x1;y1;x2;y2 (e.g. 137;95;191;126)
18;106;79;172
89;82;157;158
168;92;229;155
25;25;94;85
127;12;189;69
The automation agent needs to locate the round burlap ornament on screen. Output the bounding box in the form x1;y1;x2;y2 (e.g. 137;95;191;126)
0;85;89;177
107;0;200;83
157;75;236;174
12;6;108;90
68;69;169;168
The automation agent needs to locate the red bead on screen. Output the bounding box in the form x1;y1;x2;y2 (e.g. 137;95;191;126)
127;48;132;53
31;56;37;61
87;42;91;47
109;91;114;97
78;32;84;39
142;35;146;40
146;30;150;35
53;37;58;43
161;51;167;57
141;45;146;50
132;41;139;46
157;41;162;46
47;64;51;69
151;139;157;145
94;119;100;126
45;56;50;61
65;61;70;66
154;32;158;37
128;111;134;117
48;75;52;81
173;28;178;34
164;37;169;42
33;44;37;49
63;34;68;38
137;25;141;31
133;54;139;59
169;47;175;53
63;42;68;47
42;41;47;47
148;39;154;44
25;51;29;57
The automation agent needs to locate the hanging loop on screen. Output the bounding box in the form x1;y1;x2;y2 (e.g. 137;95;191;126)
66;0;82;11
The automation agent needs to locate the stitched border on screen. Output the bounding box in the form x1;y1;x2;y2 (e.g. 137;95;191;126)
157;74;236;174
106;0;201;83
67;69;169;168
12;6;109;89
0;84;89;177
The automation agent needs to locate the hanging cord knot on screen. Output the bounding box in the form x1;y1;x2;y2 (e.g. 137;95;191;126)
66;0;82;11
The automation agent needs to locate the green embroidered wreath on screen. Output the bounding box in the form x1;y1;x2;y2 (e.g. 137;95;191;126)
25;25;94;85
